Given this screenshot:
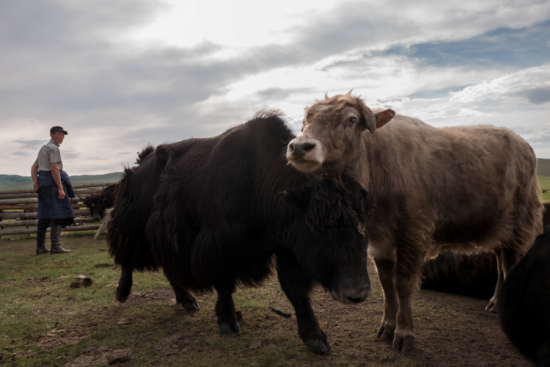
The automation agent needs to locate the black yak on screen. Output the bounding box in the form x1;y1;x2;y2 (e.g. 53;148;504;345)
421;202;550;300
83;184;117;240
497;204;550;366
83;184;117;220
107;112;372;354
420;252;497;299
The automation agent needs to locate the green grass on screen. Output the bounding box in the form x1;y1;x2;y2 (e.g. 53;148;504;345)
539;176;550;202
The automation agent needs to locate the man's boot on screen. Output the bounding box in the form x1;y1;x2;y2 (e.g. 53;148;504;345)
36;229;50;255
50;226;71;254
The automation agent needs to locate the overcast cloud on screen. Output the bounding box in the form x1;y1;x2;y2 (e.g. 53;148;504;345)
1;0;549;175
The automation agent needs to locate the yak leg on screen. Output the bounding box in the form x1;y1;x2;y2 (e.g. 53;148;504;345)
486;247;517;313
392;256;421;352
94;208;112;240
116;266;133;303
276;250;330;355
214;280;240;335
374;257;398;341
169;280;200;312
486;249;502;312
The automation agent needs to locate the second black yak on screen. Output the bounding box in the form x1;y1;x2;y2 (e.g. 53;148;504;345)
497;204;550;366
421;203;550;300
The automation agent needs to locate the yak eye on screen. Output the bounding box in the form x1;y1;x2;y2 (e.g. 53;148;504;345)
348;117;357;123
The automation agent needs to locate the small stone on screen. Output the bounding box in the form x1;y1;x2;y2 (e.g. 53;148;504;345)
249;340;262;350
107;349;131;365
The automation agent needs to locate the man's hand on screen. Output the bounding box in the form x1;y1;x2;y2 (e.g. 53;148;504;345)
51;162;65;200
31;164;39;192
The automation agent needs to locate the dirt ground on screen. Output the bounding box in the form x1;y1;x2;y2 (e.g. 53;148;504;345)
0;236;531;366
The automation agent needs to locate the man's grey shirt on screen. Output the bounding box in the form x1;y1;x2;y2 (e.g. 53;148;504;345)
33;139;63;171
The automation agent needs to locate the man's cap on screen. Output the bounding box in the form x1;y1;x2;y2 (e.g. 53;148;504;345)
50;126;68;135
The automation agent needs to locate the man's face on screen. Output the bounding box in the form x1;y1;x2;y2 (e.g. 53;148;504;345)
50;131;65;145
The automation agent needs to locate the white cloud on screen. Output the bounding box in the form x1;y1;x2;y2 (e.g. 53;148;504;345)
1;0;550;176
451;64;550;105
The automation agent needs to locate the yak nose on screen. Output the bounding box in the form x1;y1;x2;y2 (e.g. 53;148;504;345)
346;283;371;304
288;142;316;159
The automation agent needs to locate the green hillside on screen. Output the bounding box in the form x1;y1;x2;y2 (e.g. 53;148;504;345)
538;158;550;177
0;172;122;192
1;158;549;194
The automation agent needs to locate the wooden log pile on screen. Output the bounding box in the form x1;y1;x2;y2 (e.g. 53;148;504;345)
0;182;116;238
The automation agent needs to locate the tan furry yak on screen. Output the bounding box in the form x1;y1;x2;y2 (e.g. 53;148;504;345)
286;92;544;352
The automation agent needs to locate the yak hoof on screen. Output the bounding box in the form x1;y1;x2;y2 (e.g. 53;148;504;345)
377;324;395;340
303;337;331;355
219;321;241;335
183;302;200;312
485;299;497;313
393;335;414;352
115;286;129;303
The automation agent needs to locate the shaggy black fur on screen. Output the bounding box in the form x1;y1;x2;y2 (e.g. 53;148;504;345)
420;252;497;299
107;113;373;354
83;184;118;219
135;145;155;165
107;144;161;273
497;223;550;366
421;202;550;300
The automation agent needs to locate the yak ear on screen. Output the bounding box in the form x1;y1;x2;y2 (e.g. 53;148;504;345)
357;99;377;133
375;109;395;130
281;187;309;210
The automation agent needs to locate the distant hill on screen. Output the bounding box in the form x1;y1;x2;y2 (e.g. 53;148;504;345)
0;172;122;192
1;158;549;192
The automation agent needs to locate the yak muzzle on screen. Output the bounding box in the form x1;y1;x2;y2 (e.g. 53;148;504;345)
286;134;325;173
331;282;371;305
288;142;316;159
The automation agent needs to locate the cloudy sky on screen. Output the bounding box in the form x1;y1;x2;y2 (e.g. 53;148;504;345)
1;0;549;175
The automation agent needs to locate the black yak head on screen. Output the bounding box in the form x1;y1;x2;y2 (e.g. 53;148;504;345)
83;193;107;220
282;174;372;304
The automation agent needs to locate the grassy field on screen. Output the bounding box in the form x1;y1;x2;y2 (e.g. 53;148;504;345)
0;234;530;366
539;176;550;201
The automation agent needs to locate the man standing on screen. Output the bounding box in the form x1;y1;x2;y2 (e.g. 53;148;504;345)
31;126;75;255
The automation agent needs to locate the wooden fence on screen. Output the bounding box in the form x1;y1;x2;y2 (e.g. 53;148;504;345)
0;183;115;238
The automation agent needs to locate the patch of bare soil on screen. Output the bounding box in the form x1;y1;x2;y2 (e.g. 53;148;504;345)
36;325;93;351
120;289;177;307
66;347;132;367
113;262;528;366
155;333;190;356
302;258;530;366
102;265;529;366
3;322;98;364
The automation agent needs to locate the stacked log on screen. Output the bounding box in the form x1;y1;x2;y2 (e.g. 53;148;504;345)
0;182;115;237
